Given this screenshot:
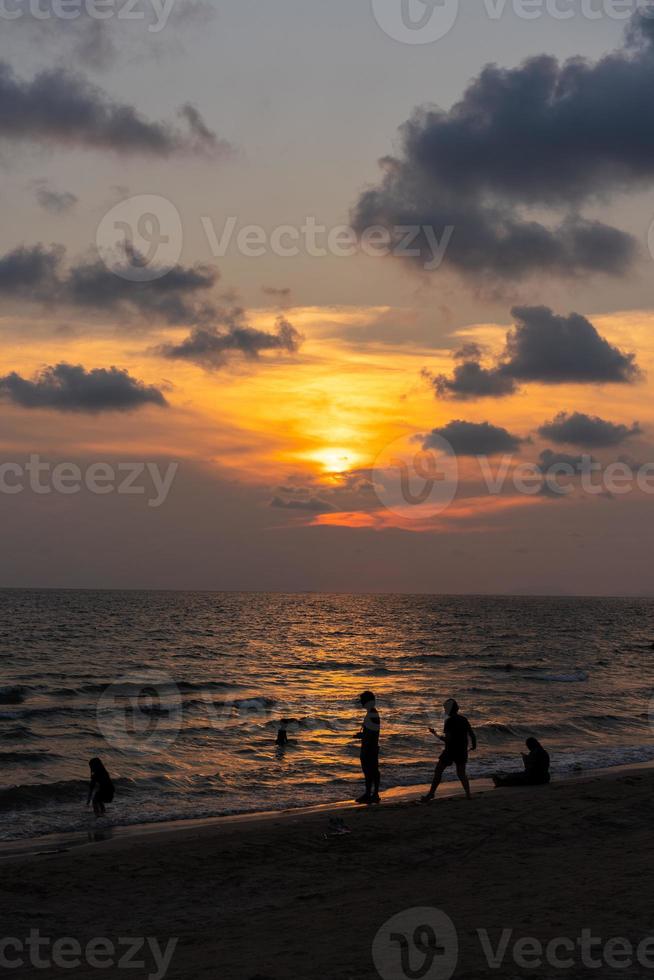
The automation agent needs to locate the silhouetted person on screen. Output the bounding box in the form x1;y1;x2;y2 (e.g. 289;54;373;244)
422;698;476;802
493;737;550;787
87;758;114;817
276;720;290;746
353;691;380;804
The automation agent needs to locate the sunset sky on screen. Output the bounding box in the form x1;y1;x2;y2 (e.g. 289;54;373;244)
2;0;654;593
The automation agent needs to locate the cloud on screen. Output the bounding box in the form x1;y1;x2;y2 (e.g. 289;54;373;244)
0;243;305;375
0;62;229;156
157;315;303;369
0;243;219;325
352;14;654;281
503;306;640;384
34;185;78;214
538;449;594;475
66;252;219;324
0;363;168;413
430;305;640;399
538;412;642;448
422;419;525;456
0;244;62;298
426;361;517;400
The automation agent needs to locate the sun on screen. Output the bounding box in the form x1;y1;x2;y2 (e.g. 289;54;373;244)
311;447;361;474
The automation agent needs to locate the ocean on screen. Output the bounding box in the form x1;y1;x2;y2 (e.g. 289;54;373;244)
1;589;653;841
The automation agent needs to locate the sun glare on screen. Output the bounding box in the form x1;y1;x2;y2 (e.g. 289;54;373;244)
311;447;361;474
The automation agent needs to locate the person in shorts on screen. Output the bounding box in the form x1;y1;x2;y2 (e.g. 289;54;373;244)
421;698;476;802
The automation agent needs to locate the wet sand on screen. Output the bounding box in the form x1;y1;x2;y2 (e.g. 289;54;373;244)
2;767;654;979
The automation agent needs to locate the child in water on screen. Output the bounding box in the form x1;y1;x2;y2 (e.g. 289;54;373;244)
87;757;115;817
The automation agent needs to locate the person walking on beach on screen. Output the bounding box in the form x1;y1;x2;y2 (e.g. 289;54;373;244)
87;757;115;817
353;691;381;805
422;698;476;802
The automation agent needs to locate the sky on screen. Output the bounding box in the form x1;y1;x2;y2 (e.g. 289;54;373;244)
2;0;654;593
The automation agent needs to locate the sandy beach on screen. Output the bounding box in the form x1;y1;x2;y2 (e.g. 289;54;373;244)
2;766;653;979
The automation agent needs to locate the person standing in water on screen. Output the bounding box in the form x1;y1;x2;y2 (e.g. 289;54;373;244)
353;691;381;805
87;757;114;817
421;698;476;802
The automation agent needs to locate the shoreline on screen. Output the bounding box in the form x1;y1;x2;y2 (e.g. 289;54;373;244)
3;758;653;863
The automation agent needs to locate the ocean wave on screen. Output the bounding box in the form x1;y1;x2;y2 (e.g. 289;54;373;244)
0;776;134;812
479;664;589;682
0;725;35;741
532;670;589;683
0;751;57;763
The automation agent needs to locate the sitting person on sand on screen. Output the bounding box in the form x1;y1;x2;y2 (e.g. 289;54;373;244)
353;691;381;805
421;698;476;803
87;757;115;817
493;737;551;787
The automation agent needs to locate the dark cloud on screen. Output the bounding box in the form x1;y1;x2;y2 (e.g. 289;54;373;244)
0;62;228;156
423;419;524;456
0;243;218;325
66;253;219;325
0;244;62;298
538;412;642;448
352;14;654;281
432;305;640;399
425;361;517;400
157;315;303;369
454;342;483;361
504;306;640;384
35;186;78;214
0;363;167;413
